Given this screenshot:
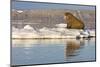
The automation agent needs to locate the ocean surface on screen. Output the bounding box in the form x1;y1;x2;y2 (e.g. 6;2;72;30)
11;38;96;66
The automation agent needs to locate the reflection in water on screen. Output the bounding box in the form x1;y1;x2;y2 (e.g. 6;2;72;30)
65;39;85;60
12;39;67;47
65;40;80;57
12;38;95;65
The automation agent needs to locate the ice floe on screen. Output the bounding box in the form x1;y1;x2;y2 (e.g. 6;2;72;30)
12;24;95;39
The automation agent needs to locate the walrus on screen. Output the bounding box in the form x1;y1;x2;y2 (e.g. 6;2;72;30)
64;12;85;29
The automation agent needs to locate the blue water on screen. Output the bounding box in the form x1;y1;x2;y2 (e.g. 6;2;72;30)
11;38;96;65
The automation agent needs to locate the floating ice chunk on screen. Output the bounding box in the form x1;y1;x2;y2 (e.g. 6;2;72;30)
55;23;67;28
24;25;34;30
89;30;95;36
21;25;37;33
77;30;91;38
81;30;90;35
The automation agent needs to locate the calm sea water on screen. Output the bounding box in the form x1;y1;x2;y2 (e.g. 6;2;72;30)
11;38;96;66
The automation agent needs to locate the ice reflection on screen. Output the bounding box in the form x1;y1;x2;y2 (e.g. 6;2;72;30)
12;39;67;47
12;38;95;65
12;39;87;57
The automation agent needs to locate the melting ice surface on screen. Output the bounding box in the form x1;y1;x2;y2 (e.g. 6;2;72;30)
12;24;95;38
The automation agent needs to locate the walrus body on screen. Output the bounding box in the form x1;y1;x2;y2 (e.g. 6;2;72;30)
64;12;85;29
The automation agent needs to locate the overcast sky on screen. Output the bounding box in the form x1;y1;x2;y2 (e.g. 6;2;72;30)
12;1;95;10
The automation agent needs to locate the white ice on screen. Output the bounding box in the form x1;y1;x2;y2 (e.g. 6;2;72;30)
12;24;95;39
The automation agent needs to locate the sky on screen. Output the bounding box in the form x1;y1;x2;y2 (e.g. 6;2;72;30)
11;1;95;10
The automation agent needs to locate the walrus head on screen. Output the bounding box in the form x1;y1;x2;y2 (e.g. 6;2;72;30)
64;12;74;20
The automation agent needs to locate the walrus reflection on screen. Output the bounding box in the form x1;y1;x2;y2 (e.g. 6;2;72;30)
64;12;85;29
65;41;80;57
64;40;85;59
